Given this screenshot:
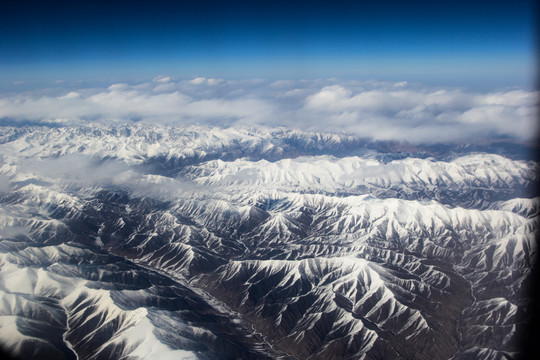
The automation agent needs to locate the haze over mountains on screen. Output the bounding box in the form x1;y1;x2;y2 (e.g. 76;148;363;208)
0;95;538;359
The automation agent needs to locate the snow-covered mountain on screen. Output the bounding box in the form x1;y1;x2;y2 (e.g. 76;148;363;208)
0;124;537;359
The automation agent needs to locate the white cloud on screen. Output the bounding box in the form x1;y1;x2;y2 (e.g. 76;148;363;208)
0;79;537;143
190;77;207;85
270;80;296;88
189;77;224;86
58;91;81;99
153;75;172;83
22;155;134;186
14;154;206;200
301;84;537;141
206;78;224;86
153;83;176;93
305;85;352;109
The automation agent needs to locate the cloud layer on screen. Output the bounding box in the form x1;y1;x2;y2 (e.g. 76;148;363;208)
0;78;537;143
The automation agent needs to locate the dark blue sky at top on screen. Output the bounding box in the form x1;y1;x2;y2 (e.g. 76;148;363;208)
0;0;537;88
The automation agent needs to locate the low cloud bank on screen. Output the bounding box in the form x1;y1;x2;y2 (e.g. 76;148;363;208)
13;154;207;200
0;78;536;143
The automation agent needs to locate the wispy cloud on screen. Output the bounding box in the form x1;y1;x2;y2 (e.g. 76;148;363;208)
13;154;209;201
0;78;536;143
20;155;136;187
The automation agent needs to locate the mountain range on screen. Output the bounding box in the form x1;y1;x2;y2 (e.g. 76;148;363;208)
0;124;537;359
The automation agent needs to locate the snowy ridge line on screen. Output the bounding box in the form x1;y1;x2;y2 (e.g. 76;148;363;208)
184;153;536;189
0;245;200;360
0;123;536;167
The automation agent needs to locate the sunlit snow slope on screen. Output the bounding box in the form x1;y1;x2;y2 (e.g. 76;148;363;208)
0;124;538;360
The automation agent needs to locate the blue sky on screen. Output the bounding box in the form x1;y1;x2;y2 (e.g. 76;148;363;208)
0;0;536;89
